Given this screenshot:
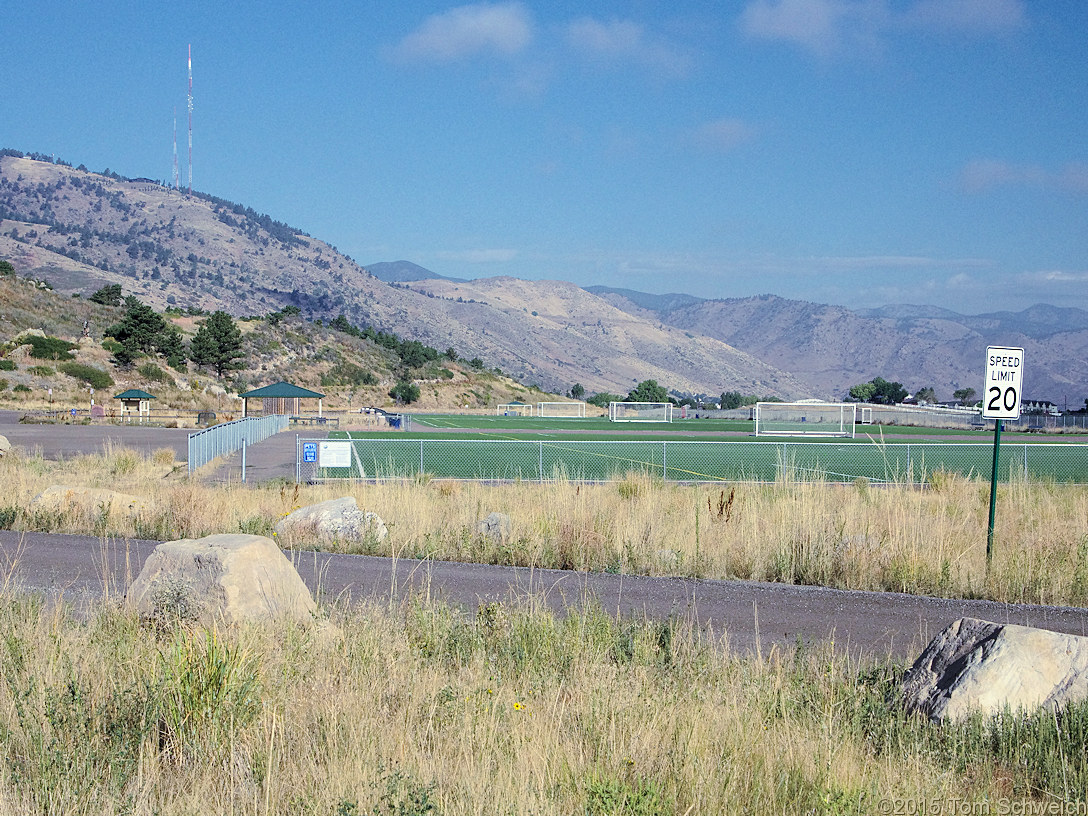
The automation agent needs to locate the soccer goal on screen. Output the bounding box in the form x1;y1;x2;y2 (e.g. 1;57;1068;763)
753;402;856;438
609;402;674;422
497;402;533;417
536;401;587;418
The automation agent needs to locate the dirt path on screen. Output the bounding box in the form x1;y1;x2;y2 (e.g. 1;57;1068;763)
3;529;1087;662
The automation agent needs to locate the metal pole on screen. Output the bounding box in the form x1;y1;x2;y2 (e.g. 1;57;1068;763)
986;420;1003;567
241;437;247;483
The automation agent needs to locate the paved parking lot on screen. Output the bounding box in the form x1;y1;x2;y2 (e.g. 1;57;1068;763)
0;409;193;459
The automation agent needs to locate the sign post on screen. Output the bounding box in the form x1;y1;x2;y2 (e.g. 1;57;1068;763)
982;346;1024;567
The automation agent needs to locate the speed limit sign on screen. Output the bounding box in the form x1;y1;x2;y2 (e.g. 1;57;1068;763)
983;346;1024;420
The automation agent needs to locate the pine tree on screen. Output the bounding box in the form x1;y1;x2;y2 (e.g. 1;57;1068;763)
190;311;244;377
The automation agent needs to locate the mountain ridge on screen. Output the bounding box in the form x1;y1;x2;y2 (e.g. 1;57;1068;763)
0;154;804;399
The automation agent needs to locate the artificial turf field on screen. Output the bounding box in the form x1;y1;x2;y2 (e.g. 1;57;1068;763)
305;413;1088;484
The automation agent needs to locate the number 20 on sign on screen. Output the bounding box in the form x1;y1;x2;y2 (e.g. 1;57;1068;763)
983;346;1024;420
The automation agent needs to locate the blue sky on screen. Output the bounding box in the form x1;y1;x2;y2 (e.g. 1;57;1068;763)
3;0;1085;313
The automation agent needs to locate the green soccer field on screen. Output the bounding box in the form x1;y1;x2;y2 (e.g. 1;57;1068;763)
302;414;1088;484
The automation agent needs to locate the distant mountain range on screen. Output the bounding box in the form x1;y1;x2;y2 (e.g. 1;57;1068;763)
2;152;1084;404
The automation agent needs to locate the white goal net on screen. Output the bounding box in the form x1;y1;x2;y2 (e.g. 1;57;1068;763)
754;402;856;437
609;402;674;422
536;401;587;418
497;403;533;417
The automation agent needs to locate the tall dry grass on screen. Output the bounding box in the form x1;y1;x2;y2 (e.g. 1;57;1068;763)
2;446;1087;606
2;587;1085;814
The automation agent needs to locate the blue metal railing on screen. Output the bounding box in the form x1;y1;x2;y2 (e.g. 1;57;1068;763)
187;415;289;474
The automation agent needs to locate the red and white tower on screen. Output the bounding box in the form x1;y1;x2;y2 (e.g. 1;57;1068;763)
187;44;193;194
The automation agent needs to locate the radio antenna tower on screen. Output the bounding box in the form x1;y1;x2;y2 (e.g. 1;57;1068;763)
187;44;193;194
172;107;180;190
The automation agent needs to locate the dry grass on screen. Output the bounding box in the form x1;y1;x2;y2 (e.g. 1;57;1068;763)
2;447;1088;811
1;588;1079;815
3;446;1087;606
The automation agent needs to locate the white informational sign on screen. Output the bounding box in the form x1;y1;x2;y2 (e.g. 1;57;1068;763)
983;346;1025;420
319;441;352;468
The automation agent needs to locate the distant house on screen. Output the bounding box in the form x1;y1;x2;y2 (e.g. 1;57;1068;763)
1022;400;1060;416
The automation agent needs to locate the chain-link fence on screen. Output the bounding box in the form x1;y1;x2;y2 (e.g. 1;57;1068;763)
296;437;1088;485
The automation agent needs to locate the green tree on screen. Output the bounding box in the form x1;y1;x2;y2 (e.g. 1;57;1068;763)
953;387;977;405
106;297;167;358
587;392;622;408
627;379;669;403
389;379;420;404
869;377;907;405
190;311;244;377
914;386;937;404
89;284;123;306
848;381;876;402
569;383;585;400
0;260;15;276
720;391;743;410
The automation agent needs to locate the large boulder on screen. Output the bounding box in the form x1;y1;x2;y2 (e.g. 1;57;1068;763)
0;435;10;457
273;496;387;545
126;533;319;628
900;617;1088;722
30;485;148;519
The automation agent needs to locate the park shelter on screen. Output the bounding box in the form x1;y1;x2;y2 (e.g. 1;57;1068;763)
240;381;324;418
114;389;155;422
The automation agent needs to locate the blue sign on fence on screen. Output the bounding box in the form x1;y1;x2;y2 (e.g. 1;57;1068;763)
302;442;318;463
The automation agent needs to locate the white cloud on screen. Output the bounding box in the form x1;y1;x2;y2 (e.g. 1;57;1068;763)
565;17;693;77
739;0;1025;56
959;159;1088;195
903;0;1025;34
739;0;885;57
391;2;532;63
690;118;756;152
1020;269;1088;284
436;248;519;263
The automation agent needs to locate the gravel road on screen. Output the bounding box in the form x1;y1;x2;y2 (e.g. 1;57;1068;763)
4;529;1088;662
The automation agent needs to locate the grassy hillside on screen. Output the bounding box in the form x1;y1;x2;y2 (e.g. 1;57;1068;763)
0;274;549;414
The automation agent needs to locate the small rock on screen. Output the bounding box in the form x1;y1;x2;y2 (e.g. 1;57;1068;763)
0;435;10;458
476;511;512;544
30;485;148;519
274;496;387;544
900;617;1088;722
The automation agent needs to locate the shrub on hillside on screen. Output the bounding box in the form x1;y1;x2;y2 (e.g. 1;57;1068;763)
11;384;30;394
17;335;77;361
58;362;113;389
0;359;15;371
138;362;174;385
320;362;377;387
27;365;55;377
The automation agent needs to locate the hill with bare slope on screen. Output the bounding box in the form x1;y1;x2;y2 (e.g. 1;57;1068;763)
0;154;806;398
593;290;1088;405
401;276;811;398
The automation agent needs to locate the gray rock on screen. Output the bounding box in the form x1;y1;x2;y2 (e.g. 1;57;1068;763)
30;485;149;519
273;496;387;544
476;511;512;543
126;533;319;628
0;435;9;457
900;617;1088;722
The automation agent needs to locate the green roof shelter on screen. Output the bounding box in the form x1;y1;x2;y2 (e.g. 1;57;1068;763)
239;381;325;418
114;389;155;423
